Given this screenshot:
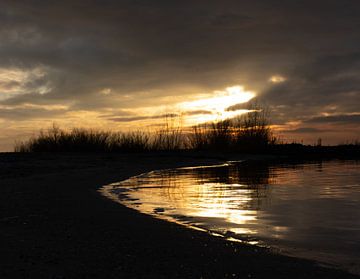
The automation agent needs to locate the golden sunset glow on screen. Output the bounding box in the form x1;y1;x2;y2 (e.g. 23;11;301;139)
181;86;254;112
98;85;256;129
180;85;255;125
269;75;286;83
99;88;112;95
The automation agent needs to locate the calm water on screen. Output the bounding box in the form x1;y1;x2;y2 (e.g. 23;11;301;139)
101;160;360;273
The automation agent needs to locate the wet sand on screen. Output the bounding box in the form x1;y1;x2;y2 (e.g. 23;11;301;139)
0;152;359;279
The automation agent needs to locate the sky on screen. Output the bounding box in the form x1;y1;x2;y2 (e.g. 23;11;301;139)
0;0;360;151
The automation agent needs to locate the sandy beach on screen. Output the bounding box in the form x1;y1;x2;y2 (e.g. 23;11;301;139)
0;152;359;279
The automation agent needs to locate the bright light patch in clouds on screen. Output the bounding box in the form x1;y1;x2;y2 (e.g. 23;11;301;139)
0;67;50;98
111;85;256;127
100;88;112;95
269;75;286;83
180;85;255;124
0;68;30;94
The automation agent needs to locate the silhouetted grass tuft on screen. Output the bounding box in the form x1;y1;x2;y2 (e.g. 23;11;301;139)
188;105;276;151
15;126;151;152
14;125;189;152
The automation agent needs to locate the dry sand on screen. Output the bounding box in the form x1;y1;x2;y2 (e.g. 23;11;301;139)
0;152;359;279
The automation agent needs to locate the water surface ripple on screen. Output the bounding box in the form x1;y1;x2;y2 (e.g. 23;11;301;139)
100;160;360;274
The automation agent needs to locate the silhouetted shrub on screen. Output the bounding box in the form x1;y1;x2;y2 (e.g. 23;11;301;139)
188;102;276;151
232;102;276;151
15;125;186;152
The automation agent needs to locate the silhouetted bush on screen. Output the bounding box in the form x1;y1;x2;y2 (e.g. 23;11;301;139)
14;125;145;152
188;103;276;151
14;125;186;152
232;103;276;151
188;125;210;150
151;118;184;150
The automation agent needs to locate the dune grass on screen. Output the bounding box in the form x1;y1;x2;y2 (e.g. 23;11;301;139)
14;123;359;155
15;119;275;153
188;109;276;151
14;125;188;152
14;105;278;153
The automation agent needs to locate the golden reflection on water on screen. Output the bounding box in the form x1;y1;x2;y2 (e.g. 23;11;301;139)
101;160;360;274
108;162;275;239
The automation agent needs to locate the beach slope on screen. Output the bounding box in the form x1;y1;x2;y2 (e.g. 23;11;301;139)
0;152;358;279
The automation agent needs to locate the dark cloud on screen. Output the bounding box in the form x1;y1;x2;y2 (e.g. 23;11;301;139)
0;80;21;90
0;106;67;120
108;113;179;122
282;127;330;134
226;102;249;111
305;114;360;124
260;51;360;125
210;13;253;29
184;110;213;116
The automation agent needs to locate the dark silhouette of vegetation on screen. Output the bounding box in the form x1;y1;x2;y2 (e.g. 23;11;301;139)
151;115;184;150
14;104;360;158
14;122;185;153
233;103;277;150
188;121;233;150
14;125;152;152
188;102;276;151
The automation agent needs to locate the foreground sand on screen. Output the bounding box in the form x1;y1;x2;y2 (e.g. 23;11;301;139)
0;152;358;279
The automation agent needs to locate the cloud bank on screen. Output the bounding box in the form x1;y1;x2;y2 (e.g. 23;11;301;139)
0;0;359;149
